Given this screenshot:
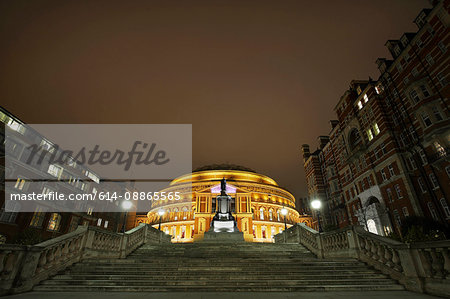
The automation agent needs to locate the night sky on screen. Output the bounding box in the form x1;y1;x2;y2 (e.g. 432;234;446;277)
0;0;429;199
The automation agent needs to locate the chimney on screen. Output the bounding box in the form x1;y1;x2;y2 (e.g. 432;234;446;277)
301;144;310;161
317;136;330;150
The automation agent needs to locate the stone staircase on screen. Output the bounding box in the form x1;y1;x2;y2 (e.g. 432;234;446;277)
33;242;404;292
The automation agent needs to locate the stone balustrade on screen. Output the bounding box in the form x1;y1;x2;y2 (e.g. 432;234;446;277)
275;223;450;297
0;223;170;295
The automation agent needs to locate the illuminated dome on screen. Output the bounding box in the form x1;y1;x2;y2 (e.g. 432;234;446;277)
146;168;312;243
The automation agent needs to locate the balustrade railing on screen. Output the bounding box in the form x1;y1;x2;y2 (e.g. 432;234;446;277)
275;223;450;297
0;223;170;295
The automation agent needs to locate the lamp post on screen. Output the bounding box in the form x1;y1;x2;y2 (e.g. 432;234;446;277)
281;208;288;230
158;209;165;231
121;200;133;233
311;199;323;233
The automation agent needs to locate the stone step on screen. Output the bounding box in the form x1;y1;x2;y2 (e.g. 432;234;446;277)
33;284;405;292
51;273;389;280
40;278;397;286
78;260;361;265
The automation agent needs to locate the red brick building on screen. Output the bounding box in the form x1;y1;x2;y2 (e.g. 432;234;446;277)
302;0;449;236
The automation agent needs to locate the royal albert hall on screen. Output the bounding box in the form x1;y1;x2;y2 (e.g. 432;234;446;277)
142;165;312;243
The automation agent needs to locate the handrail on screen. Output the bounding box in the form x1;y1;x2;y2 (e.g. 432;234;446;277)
275;223;450;298
0;223;170;295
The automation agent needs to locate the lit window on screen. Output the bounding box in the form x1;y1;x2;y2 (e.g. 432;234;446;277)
434;141;446;157
87;207;94;215
14;178;26;190
367;129;373;141
269;209;273;221
97;218;102;226
40;140;54;153
375;84;383;94
364;94;369;103
429;173;439;189
260;207;264;220
104;220;109;228
48;213;61;231
373;123;380;135
357;101;363;110
7;120;26;134
48;164;63;178
84;170;100;184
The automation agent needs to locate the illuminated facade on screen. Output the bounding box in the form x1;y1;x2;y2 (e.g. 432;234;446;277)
143;166;312;243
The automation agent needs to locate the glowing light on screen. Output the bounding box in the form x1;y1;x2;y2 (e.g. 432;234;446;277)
158;209;165;216
311;199;322;210
281;208;288;216
122;200;133;210
211;183;236;194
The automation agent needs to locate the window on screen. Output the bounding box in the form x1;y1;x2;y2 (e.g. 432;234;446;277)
388;165;395;177
393;209;401;226
421;112;432;128
432;106;443;121
97;218;102;226
259;207;264;220
380;143;386;155
418;178;427;193
446;166;450;178
0;202;20;223
375;84;383;94
373;123;380;135
381;170;387;181
409;156;417;170
428;202;439;221
418;149;427;165
429;173;439;189
104;220;109;228
7;120;26;134
397;63;403;72
367;129;373;141
416;39;423;49
47;213;61;231
434;141;446;157
402;207;409;217
367;175;372;186
425;54;434;66
395;184;403;199
364;94;369;103
14;178;26;190
420;85;430;97
412;67;419;77
30;207;46;227
387;188;393;203
87;207;93;215
269;210;273;221
409;89;420;103
367;219;378;234
440;198;450;218
357;101;363;110
277;210;280;221
437;72;448;87
438;41;447;53
403;77;409;85
48;164;63;178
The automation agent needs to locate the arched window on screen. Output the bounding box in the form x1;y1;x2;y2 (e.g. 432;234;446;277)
277;210;280;221
367;219;378;234
47;213;61;231
259;207;264;220
269;209;273;221
440;198;450;218
348;128;361;150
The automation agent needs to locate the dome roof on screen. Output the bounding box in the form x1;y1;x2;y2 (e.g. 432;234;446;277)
193;164;256;173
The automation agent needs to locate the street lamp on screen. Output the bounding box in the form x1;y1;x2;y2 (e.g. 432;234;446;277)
311;199;323;233
281;208;288;230
158;209;165;231
121;200;133;233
